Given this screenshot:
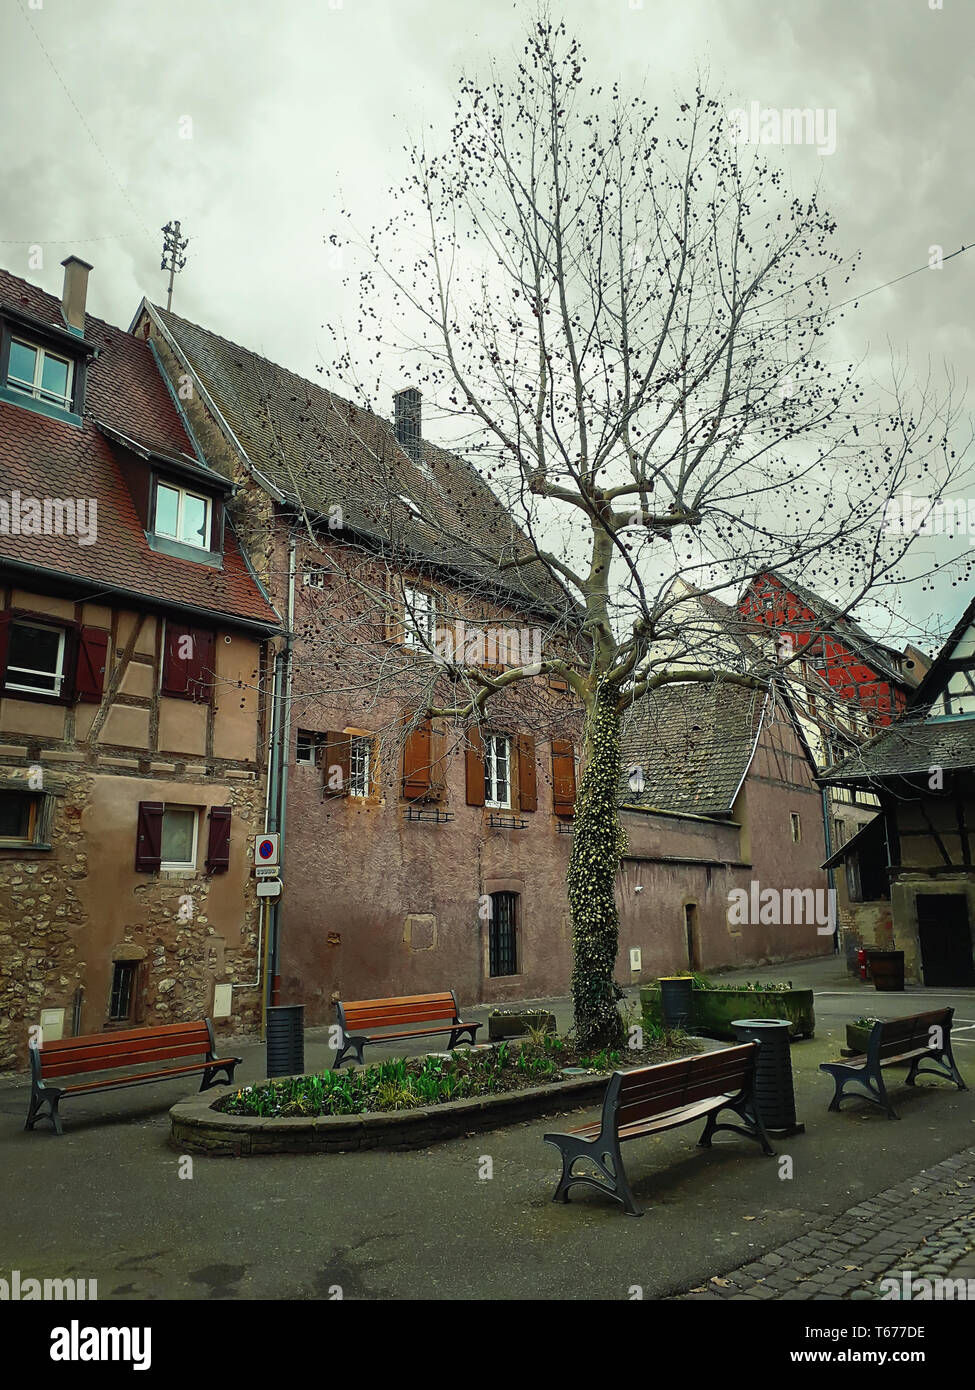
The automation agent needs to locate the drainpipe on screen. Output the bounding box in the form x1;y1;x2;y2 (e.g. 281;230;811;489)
821;787;838;953
266;536;297;1010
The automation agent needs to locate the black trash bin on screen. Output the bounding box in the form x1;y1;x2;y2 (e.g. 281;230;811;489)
266;1004;304;1078
731;1017;804;1136
659;976;694;1030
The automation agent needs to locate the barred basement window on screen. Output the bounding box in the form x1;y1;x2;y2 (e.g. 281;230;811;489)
489;891;518;977
109;961;137;1021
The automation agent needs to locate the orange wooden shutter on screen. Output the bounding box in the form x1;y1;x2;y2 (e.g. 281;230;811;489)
551;740;576;817
321;731;351;797
517;734;537;812
402;718;432;800
465;726;485;806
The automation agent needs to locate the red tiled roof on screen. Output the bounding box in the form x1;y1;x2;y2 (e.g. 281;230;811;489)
0;268;279;629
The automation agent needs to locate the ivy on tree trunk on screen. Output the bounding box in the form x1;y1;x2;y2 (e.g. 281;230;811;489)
568;683;627;1050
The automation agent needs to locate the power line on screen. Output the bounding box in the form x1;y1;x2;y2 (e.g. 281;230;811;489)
15;1;155;250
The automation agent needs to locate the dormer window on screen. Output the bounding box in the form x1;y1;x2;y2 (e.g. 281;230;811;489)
154;481;211;550
6;338;74;410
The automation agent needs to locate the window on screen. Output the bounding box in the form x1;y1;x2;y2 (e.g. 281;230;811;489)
484;735;511;809
5;620;67;697
489;891;519;977
0;790;40;846
302;567;327;588
109;962;137;1022
154;481;211;550
833;818;845;849
790;813;802;843
7;338;73;409
403;586;436;650
296;729;321;765
348;734;372;797
161;623;215;702
160;806;198;871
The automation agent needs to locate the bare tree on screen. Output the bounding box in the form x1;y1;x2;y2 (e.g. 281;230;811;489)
317;16;972;1047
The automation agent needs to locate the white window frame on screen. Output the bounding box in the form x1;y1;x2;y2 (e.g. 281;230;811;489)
154;481;212;551
160;805;199;872
7;337;74;409
302;567;327;588
5;619;67;697
295;730;319;766
403;586;436;651
348;734;372;798
484;734;511;810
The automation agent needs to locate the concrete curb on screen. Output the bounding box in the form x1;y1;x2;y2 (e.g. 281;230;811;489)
170;1070;619;1155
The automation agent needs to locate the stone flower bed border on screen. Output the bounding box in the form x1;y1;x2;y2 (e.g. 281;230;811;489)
170;1069;625;1156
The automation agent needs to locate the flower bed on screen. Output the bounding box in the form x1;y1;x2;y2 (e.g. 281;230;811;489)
217;1031;686;1119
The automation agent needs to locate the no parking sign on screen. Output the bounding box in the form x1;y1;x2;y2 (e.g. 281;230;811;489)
254;833;279;868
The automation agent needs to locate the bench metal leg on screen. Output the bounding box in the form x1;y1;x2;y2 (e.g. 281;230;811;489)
447;1026;479;1049
698;1098;776;1156
332;1036;365;1070
906;1048;967;1092
25;1089;63;1136
543;1132;643;1216
200;1060;239;1091
822;1064;898;1119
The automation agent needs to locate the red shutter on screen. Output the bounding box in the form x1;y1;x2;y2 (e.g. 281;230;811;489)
135;801;164;871
163;624;214;701
188;627;215;703
403;718;433;801
162;622;190;696
465;726;486;806
0;609;10;686
321;732;351;797
74;627;110;702
205;805;232;873
517;735;537;812
551;740;576;818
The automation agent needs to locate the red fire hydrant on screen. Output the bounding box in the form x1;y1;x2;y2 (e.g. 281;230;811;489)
857;948;868;981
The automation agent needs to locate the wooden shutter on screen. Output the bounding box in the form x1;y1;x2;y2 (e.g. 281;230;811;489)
551;740;576;818
465;726;485;807
517;734;537;812
321;731;351;797
163;623;215;701
74;627;110;703
403;718;433;801
133;961;149;1024
205;805;232;872
187;628;215;703
135;801;164;871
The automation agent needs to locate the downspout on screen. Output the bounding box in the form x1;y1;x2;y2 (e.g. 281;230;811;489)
267;536;297;1008
821;787;838;953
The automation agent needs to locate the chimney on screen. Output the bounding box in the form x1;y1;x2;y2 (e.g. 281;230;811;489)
393;387;422;465
60;255;93;333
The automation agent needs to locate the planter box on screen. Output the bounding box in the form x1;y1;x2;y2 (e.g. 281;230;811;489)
641;984;815;1040
845;1022;877;1055
487;1011;556;1041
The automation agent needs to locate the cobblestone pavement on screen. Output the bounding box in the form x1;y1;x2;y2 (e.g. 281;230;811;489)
675;1146;975;1300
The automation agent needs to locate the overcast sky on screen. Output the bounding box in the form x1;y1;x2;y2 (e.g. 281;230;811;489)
1;0;973;650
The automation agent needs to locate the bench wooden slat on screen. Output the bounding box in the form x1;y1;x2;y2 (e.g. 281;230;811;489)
37;1020;212;1055
60;1058;240;1096
39;1037;217;1079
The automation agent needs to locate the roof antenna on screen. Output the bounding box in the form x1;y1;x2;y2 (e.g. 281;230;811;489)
161;219;189;311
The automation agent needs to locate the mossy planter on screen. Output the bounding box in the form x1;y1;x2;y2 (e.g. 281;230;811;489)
641;984;815;1040
846;1021;878;1055
487;1011;556;1041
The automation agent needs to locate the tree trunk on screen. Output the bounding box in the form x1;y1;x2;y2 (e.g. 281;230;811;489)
568;682;627;1050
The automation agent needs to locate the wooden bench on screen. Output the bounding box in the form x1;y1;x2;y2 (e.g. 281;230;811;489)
820;1007;966;1120
331;991;480;1069
543;1043;774;1217
26;1019;241;1136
